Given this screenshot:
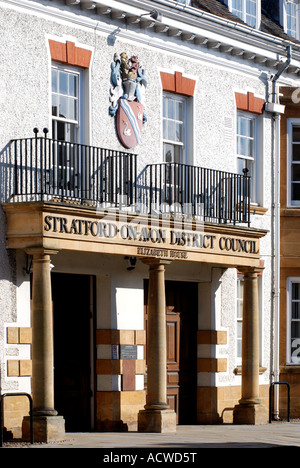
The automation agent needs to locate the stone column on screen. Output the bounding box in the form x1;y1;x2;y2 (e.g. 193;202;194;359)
22;248;65;442
138;259;176;432
233;267;268;424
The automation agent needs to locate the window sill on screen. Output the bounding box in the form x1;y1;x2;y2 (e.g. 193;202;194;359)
281;208;300;216
280;365;300;373
250;205;268;215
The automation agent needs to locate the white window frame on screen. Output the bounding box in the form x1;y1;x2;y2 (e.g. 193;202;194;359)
163;92;190;165
51;63;90;197
281;0;300;39
224;0;261;29
287;118;300;206
51;63;88;144
236;111;260;203
286;278;300;365
51;65;80;143
169;0;191;5
162;91;194;210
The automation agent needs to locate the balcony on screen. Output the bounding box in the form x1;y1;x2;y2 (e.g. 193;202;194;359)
142;162;250;226
3;132;251;226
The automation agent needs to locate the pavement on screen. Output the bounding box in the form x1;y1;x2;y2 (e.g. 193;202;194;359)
2;421;300;450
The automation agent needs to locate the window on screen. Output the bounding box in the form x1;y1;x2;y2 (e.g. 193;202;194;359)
51;64;85;195
236;112;257;202
225;0;260;28
48;40;91;143
280;1;300;39
162;94;188;206
287;278;300;364
160;72;195;211
232;0;256;26
52;66;80;143
286;1;297;36
283;0;300;38
171;0;190;4
287;119;300;206
236;274;244;361
163;93;187;165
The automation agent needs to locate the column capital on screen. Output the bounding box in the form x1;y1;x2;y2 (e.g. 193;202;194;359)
238;266;264;276
141;258;171;267
25;247;59;258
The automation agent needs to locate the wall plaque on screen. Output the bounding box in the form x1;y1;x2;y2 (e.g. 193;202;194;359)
120;344;137;360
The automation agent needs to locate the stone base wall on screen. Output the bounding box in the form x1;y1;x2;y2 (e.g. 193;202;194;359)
278;371;300;419
96;390;146;431
197;385;270;424
3;396;31;438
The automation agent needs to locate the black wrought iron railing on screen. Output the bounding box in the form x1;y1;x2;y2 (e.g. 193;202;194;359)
142;162;250;225
5;131;251;226
9;129;137;207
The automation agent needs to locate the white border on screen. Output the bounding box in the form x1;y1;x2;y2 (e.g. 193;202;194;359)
286;276;300;364
287;118;300;207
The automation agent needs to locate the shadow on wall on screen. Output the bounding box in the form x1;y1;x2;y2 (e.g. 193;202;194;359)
0;142;17;294
0;141;14;204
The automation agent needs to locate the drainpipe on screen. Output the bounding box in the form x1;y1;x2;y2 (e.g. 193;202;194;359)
266;45;291;420
271;46;292;105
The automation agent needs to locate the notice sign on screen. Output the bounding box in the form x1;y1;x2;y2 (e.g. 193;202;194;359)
120;345;137;360
40;208;265;267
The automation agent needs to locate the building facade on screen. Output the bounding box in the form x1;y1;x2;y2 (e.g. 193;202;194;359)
278;86;300;422
1;0;300;441
262;0;300;422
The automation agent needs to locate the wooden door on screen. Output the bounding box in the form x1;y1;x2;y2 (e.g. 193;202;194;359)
144;280;198;424
166;310;180;417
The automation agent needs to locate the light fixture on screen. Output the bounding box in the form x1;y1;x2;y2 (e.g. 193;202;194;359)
107;27;121;46
23;254;54;275
140;9;162;22
124;256;137;271
23;254;32;275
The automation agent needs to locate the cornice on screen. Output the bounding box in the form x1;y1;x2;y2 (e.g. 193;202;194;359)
3;200;268;238
4;0;300;78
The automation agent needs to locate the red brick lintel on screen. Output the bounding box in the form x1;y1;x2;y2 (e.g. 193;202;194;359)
48;39;92;68
235;91;265;115
160;71;196;97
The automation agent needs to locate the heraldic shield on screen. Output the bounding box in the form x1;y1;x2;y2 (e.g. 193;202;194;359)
116;98;144;149
109;52;147;150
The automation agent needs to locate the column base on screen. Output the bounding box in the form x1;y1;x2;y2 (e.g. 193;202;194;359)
233;403;268;425
22;415;65;443
138;409;176;433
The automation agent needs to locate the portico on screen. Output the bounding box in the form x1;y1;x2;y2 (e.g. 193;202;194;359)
3;201;268;440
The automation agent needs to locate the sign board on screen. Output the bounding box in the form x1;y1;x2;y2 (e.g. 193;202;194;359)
120;345;137;360
3;203;267;268
43;212;261;261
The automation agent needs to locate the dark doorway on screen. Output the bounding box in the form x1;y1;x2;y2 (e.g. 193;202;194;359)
52;273;94;432
144;280;198;424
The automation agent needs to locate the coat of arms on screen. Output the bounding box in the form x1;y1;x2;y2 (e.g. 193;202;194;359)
109;52;147;149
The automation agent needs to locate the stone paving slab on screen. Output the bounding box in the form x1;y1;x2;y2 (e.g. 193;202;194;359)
3;422;300;449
